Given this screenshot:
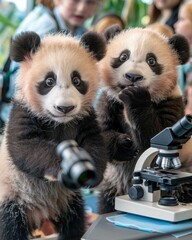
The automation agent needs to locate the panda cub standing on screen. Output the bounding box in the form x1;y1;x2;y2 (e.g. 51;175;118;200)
0;31;108;240
96;25;190;213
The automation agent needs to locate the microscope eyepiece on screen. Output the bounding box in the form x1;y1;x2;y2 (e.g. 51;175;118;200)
56;140;97;189
151;115;192;151
172;115;192;138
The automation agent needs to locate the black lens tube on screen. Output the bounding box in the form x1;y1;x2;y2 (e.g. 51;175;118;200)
172;115;192;138
56;140;97;189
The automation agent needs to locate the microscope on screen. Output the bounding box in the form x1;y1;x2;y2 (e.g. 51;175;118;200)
115;115;192;222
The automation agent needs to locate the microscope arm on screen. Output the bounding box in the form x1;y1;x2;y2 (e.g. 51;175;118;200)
134;147;158;172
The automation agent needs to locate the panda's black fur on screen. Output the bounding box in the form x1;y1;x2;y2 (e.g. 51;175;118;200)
0;31;107;240
96;25;190;214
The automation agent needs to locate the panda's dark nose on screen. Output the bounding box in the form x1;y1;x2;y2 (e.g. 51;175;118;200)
56;105;75;114
125;73;143;82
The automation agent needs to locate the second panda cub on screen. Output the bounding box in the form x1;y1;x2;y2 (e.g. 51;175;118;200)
97;25;190;213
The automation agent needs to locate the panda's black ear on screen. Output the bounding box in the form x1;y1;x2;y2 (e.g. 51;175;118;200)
10;31;41;62
80;31;106;61
168;34;190;64
103;24;122;43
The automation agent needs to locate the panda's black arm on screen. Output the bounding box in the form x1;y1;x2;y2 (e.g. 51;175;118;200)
132;97;184;152
96;92;137;162
6;103;62;179
120;87;184;152
76;110;108;187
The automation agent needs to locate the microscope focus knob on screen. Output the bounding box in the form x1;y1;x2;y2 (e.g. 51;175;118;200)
128;185;144;200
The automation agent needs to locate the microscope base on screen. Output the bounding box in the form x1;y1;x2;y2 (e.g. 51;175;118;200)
115;195;192;222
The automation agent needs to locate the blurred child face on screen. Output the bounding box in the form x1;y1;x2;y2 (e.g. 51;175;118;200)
154;0;181;10
58;0;99;28
174;4;192;44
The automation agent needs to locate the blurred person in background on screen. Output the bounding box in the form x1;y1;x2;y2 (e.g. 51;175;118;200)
54;0;102;37
89;12;125;34
0;0;102;131
174;1;192;94
148;0;184;31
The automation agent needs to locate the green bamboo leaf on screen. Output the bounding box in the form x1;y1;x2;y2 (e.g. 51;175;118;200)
0;13;17;29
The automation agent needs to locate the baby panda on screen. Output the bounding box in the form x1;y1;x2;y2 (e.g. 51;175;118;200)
0;31;108;240
96;25;190;214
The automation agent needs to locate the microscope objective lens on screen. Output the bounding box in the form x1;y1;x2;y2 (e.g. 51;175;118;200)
171;157;181;169
161;157;172;169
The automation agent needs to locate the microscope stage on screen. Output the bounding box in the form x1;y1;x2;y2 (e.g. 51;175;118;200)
115;195;192;222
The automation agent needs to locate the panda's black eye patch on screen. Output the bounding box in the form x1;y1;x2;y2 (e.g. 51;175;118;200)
111;49;130;69
37;71;56;95
71;71;88;95
146;53;163;75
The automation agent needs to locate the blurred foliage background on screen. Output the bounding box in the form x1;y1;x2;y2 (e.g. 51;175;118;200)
0;2;18;68
101;0;150;27
0;0;151;68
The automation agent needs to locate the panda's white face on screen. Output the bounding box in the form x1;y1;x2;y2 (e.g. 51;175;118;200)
38;70;87;123
16;36;99;123
99;28;180;102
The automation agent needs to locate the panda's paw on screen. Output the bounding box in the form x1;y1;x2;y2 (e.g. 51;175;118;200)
114;134;138;161
117;134;133;148
119;86;151;106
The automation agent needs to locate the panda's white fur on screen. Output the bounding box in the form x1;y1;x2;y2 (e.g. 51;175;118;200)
96;26;190;213
0;31;107;240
